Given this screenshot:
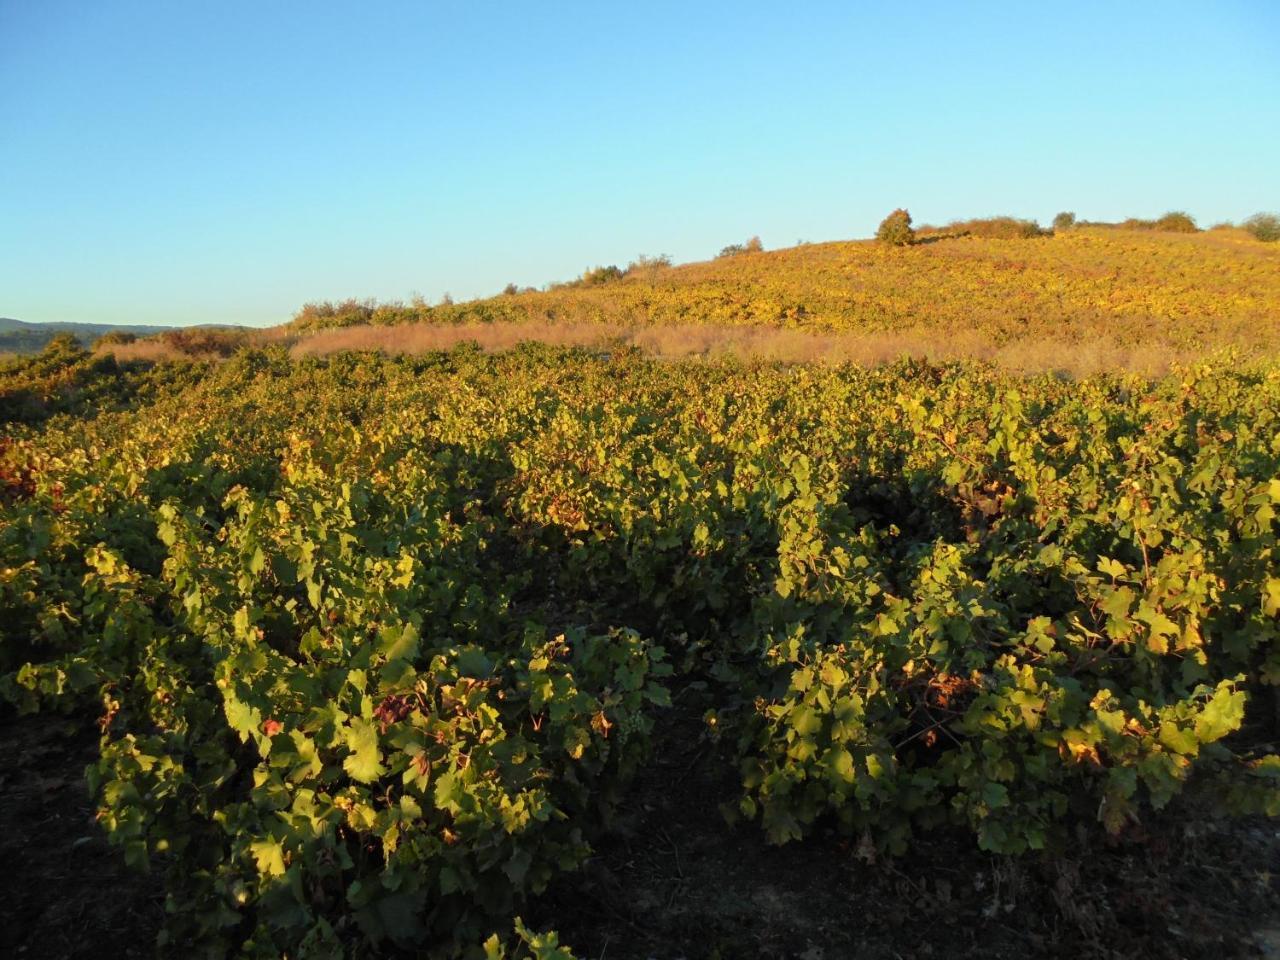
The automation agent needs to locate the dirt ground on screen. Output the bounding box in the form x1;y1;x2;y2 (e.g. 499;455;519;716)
0;713;163;959
2;707;1276;960
534;709;1280;960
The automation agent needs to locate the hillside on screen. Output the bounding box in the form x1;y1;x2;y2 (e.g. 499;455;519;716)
6;223;1280;958
286;228;1280;364
0;317;177;354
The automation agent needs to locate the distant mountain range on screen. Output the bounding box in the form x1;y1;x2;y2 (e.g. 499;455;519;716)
1;318;177;354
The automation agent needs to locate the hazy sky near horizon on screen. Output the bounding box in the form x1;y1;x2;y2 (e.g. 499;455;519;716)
2;2;1278;328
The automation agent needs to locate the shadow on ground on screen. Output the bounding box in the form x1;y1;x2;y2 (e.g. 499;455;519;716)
2;705;1276;960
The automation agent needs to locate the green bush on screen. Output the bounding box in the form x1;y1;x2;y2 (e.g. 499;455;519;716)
1244;212;1280;242
1154;211;1198;233
67;451;672;955
875;209;916;246
96;330;138;346
578;265;625;286
1053;211;1076;231
0;335;137;425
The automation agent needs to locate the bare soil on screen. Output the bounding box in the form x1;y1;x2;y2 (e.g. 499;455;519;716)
0;713;162;959
535;706;1280;960
2;706;1276;959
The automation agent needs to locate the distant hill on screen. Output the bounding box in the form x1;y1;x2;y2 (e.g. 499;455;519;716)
285;227;1280;358
0;318;178;355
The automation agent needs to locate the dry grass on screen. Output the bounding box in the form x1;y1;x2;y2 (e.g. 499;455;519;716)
282;320;1218;376
96;339;208;363
285;321;622;358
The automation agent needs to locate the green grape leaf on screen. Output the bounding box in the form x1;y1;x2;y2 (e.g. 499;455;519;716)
343;718;385;783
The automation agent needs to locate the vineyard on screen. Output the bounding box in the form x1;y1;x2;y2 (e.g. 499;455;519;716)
2;337;1279;958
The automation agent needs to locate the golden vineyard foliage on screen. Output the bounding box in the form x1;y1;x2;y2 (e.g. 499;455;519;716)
289;228;1280;355
2;338;1278;956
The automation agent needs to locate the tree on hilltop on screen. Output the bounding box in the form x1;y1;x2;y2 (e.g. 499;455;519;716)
876;209;916;246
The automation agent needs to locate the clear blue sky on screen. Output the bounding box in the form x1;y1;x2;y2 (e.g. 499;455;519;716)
2;1;1278;327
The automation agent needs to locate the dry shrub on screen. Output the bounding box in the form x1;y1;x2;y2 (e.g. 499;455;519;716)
1244;213;1280;243
1104;211;1199;233
288;322;626;358
159;328;249;357
917;216;1049;240
292;298;380;328
96;339;193;363
97;327;269;363
718;236;765;258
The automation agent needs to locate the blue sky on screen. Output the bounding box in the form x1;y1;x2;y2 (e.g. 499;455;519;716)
2;1;1278;327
